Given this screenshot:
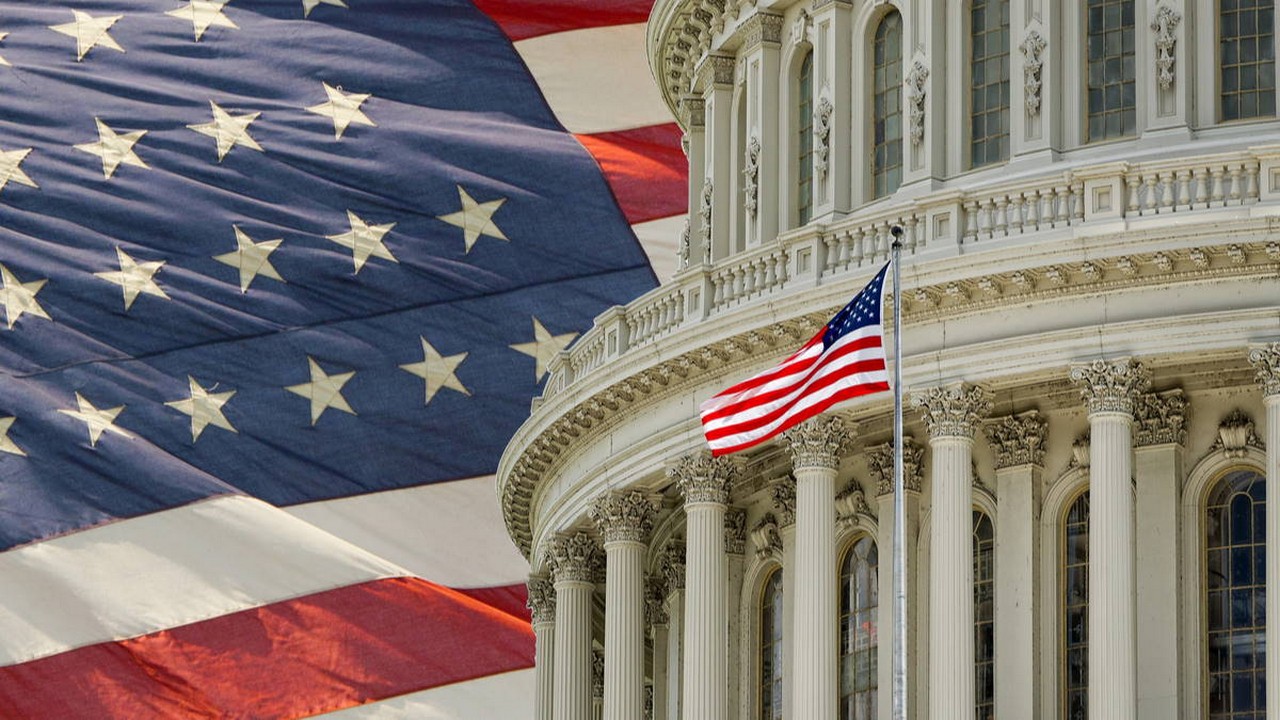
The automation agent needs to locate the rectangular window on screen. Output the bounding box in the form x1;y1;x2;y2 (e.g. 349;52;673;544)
1086;0;1136;141
1221;0;1277;120
798;52;814;225
971;0;1010;167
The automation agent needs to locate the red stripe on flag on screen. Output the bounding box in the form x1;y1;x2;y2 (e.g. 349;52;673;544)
0;577;534;720
472;0;654;42
455;583;533;624
709;381;890;456
575;124;688;225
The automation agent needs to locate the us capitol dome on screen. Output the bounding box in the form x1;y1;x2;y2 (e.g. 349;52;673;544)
498;1;1280;719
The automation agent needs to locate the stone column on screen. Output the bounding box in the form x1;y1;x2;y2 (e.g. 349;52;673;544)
913;384;992;720
551;532;604;720
1247;342;1280;716
781;416;850;720
772;478;798;718
984;411;1048;720
1070;358;1151;720
529;575;558;720
725;508;747;720
660;541;686;720
1133;391;1188;720
591;492;659;720
646;577;670;720
669;453;738;720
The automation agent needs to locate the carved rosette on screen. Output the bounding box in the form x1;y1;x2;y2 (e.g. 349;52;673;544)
1069;358;1151;416
549;531;603;584
668;452;737;506
1248;342;1280;397
911;384;992;440
814;95;833;178
835;482;875;526
984;411;1048;469
660;540;687;590
770;476;797;525
750;513;782;559
906;61;929;146
526;575;556;625
1151;6;1181;90
724;507;747;554
645;575;670;627
589;490;658;544
1212;410;1265;458
1134;390;1188;447
782;415;850;470
743;136;761;219
867;438;924;495
1019;31;1047;117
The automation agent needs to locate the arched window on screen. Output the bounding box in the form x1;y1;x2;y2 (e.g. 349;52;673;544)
1205;468;1266;717
1085;0;1136;141
872;12;904;198
840;535;879;720
971;0;1010;167
760;568;784;720
1062;491;1089;720
1220;0;1276;120
974;511;995;720
798;51;814;226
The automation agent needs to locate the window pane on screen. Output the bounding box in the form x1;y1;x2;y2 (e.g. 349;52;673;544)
1063;492;1090;716
1086;0;1137;141
759;569;784;720
840;536;880;720
970;0;1009;168
872;12;903;197
1221;0;1277;120
797;52;813;225
974;512;995;720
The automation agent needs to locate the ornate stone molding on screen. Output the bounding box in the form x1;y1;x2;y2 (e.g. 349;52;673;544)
906;60;929;146
1151;5;1181;90
677;217;691;273
835;482;876;527
770;476;797;525
814;94;833;178
1069;358;1151;416
591;648;604;700
1020;30;1046;117
680;96;705;128
659;539;686;591
911;383;992;439
725;507;747;554
737;11;783;49
792;9;810;47
698;179;714;260
984;410;1047;469
1211;409;1264;458
867;437;924;495
1068;432;1091;469
782;415;851;470
1248;342;1280;397
1134;389;1188;447
669;451;738;505
645;575;670;627
751;513;782;559
697;53;735;88
549;531;603;584
589;490;659;544
526;575;556;625
743;135;761;219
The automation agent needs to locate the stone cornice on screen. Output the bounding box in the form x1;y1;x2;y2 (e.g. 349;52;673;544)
589;491;659;544
984;410;1048;469
911;383;992;439
1070;357;1152;416
669;452;739;505
1248;342;1280;397
867;438;925;496
782;415;852;470
695;53;735;89
549;531;603;584
1134;389;1188;447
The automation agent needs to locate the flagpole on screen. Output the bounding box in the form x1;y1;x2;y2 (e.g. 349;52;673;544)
889;226;908;720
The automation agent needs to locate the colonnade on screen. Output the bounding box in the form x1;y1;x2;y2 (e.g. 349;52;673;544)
524;346;1280;720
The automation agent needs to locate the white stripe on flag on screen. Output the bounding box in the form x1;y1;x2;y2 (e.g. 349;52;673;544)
317;668;536;719
630;215;684;283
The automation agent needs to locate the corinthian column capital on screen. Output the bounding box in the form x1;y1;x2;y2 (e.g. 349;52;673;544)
527;575;557;625
912;383;993;440
867;438;924;495
549;531;603;584
782;415;852;470
589;491;659;544
659;540;686;591
1069;357;1151;416
984;411;1048;469
668;452;738;506
1248;342;1280;397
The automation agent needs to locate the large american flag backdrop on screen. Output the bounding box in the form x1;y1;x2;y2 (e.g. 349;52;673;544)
0;0;686;716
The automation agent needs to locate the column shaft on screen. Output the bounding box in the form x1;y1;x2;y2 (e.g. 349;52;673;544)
666;591;684;720
683;502;728;720
554;581;596;720
651;625;669;720
1088;413;1137;720
535;619;556;720
992;465;1041;719
604;540;646;720
793;466;838;720
928;435;975;720
1134;444;1182;720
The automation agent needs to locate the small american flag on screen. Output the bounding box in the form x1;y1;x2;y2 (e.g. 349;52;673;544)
700;262;892;456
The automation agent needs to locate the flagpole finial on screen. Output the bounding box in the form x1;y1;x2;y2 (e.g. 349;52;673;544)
889;224;904;249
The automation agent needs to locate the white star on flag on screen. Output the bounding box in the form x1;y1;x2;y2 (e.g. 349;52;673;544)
166;0;238;41
0;32;10;67
436;186;508;253
326;210;397;273
188;101;262;161
0;417;25;457
302;0;348;18
0;147;38;194
58;393;134;448
214;226;284;292
510;316;577;381
0;263;50;330
165;377;237;442
286;357;357;425
400;337;470;405
49;10;125;61
94;247;169;311
306;83;375;139
75;119;149;179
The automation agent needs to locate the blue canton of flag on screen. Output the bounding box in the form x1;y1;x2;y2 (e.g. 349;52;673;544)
822;263;887;350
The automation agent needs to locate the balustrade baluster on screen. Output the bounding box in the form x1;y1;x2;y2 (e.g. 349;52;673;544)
963;201;979;242
1008;194;1025;233
994;198;1009;237
1245;162;1260;202
906;215;921;251
1210;168;1226;205
1228;164;1244;203
1176;170;1192;210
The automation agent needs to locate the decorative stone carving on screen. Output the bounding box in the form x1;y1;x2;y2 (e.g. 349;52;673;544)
669;451;737;505
677;217;691;272
743;135;761;219
699;179;714;262
645;685;654;720
549;531;603;584
1134;389;1188;447
1151;5;1181;90
1212;410;1264;458
1248;342;1280;397
589;490;658;544
792;9;810;47
835;482;875;526
1068;433;1091;469
699;54;735;88
984;410;1048;469
724;507;747;554
782;415;850;470
911;383;992;439
867;437;924;495
526;575;556;625
906;61;929;146
1069;358;1151;416
751;513;782;559
771;476;797;525
659;540;686;590
591;648;604;700
645;575;670;627
740;12;784;49
1020;31;1047;117
680;96;705;128
814;94;833;178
